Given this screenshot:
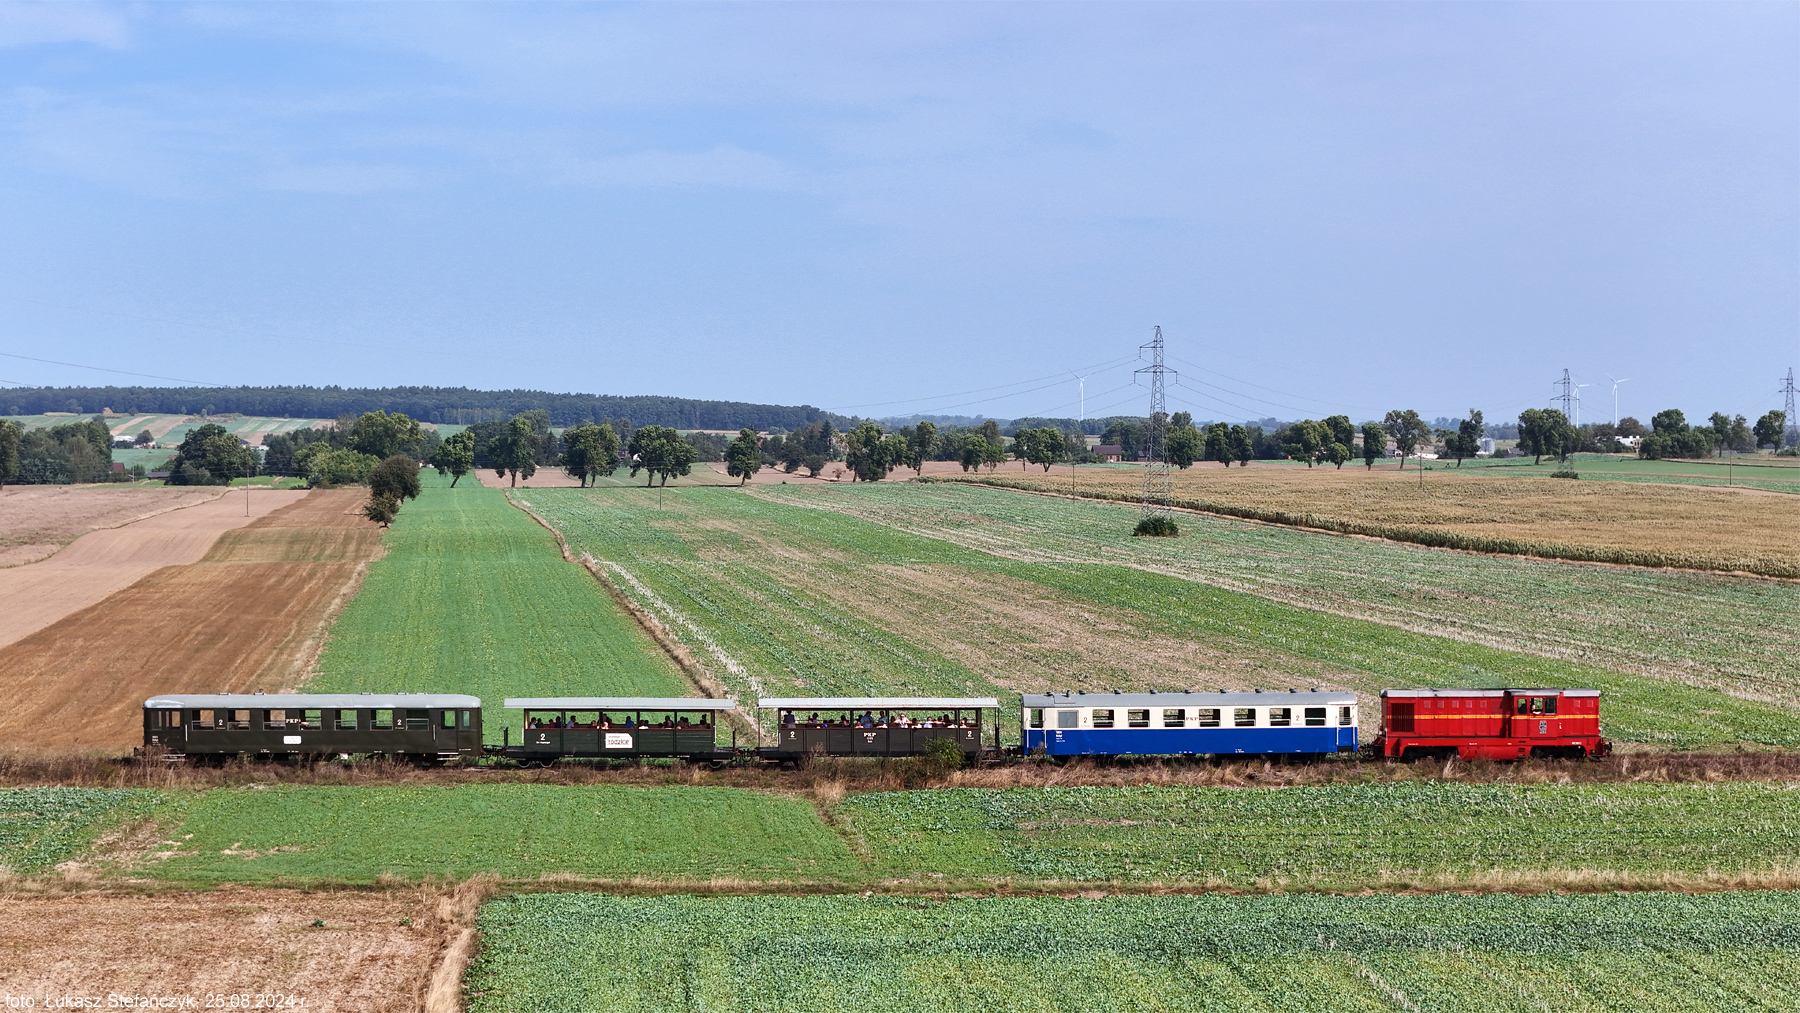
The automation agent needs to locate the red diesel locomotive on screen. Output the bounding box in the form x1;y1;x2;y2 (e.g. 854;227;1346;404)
1373;688;1610;761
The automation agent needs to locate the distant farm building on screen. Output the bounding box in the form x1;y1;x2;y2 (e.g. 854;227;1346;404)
1095;444;1124;462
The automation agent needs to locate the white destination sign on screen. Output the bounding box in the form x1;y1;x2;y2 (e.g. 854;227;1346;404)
605;733;633;749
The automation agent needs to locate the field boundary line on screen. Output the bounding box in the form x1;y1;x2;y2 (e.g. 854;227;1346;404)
921;477;1800;582
422;875;495;1013
503;492;763;743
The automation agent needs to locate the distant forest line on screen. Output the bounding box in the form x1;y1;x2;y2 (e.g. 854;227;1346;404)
0;385;852;432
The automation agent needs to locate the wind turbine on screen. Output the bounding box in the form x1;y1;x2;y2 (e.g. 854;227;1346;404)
1573;383;1592;427
1605;376;1630;426
1074;375;1086;421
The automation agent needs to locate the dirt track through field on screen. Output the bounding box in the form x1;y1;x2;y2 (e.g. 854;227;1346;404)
0;489;305;648
0;489;384;752
0;888;452;1012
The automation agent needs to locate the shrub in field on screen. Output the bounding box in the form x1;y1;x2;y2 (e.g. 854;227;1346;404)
1551;469;1580;479
1132;514;1179;537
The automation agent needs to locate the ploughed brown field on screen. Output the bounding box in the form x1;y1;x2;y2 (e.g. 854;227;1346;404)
935;464;1800;577
0;887;467;1013
0;484;227;568
0;489;384;752
0;488;306;648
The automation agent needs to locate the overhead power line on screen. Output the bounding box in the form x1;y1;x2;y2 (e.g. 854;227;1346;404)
826;353;1137;413
0;352;229;387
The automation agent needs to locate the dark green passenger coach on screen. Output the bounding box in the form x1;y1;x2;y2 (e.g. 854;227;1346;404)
502;697;738;762
143;693;483;762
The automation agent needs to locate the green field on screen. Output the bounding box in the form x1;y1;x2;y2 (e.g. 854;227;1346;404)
125;784;855;885
755;482;1800;712
525;485;1798;746
306;472;690;735
844;784;1800;887
466;891;1800;1013
0;788;138;874
1445;452;1800;492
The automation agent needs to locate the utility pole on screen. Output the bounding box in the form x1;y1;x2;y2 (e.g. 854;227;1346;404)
1135;326;1175;521
1784;368;1798;449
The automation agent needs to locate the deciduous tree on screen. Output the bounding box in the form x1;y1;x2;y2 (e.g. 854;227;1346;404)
1230;424;1254;467
369;455;422;504
1382;410;1427;468
347;411;424;460
560;422;620;487
906;420;938;475
1360;422;1386;469
627;425;695;486
489;416;540;487
430;430;476;487
1754;410;1787;451
0;419;18;488
725;428;762;485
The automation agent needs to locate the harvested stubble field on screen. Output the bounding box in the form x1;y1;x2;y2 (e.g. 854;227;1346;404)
0;484;224;568
0;488;381;751
755;482;1800;711
526;486;1798;747
306;474;690;733
467;891;1800;1013
0;887;467;1012
929;464;1800;576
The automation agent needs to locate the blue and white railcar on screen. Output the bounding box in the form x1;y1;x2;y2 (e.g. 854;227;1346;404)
1020;691;1358;757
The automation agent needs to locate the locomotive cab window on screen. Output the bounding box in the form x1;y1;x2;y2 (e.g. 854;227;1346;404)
336;710;358;730
372;709;393;729
1056;710;1078;729
1268;707;1291;727
1028;709;1044;729
1162;709;1185;728
1196;708;1220;727
1304;707;1326;726
1126;709;1150;728
1233;708;1256;727
1091;709;1115;728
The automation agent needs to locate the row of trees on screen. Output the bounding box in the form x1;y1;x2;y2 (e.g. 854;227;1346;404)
0;418;127;486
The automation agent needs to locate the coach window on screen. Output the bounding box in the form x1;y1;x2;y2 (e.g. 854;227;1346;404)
1091;709;1115;729
460;710;472;729
192;710;216;729
1338;706;1353;726
1162;709;1185;728
442;711;457;730
1196;708;1221;727
1304;707;1326;726
1268;707;1292;727
264;709;287;730
1127;709;1150;728
301;710;323;730
1233;708;1256;727
336;710;358;731
152;710;181;729
1029;709;1044;729
405;709;429;730
227;710;251;730
1056;710;1079;729
372;709;394;730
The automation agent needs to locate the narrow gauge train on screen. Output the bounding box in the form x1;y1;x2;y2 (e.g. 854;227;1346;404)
757;697;998;762
501;697;739;764
142;692;482;763
1372;687;1609;760
1021;690;1358;758
141;687;1609;764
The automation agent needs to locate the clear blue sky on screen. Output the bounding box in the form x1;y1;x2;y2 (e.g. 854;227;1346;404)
0;2;1794;426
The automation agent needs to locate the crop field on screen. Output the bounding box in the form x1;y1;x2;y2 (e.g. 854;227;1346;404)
0;483;221;567
1452;451;1800;490
306;473;690;734
97;784;856;885
466;891;1800;1013
928;462;1800;576
842;784;1800;888
0;788;137;873
754;482;1800;711
0;489;380;751
526;486;1797;746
